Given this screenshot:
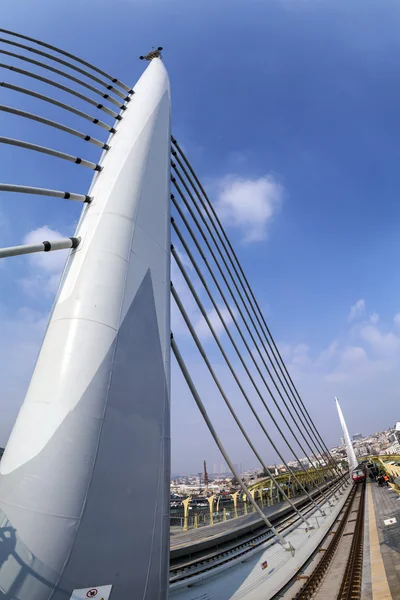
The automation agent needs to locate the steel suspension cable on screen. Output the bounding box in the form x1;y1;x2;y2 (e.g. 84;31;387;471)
0;82;117;133
171;136;337;468
0;28;131;93
0;137;102;171
172;185;337;496
172;153;338;474
0;105;109;149
0;48;127;110
0;184;91;202
0;36;130;100
171;213;332;506
172;163;338;479
171;335;294;551
171;256;325;517
0;62;122;120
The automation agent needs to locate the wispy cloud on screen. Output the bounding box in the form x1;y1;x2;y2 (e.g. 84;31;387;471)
214;175;284;243
348;298;365;321
195;305;237;340
19;226;69;296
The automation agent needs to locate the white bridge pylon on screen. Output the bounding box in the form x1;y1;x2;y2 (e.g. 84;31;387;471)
0;58;171;599
335;396;358;474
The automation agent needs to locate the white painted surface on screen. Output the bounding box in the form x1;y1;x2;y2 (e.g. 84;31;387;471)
1;58;171;475
335;397;358;473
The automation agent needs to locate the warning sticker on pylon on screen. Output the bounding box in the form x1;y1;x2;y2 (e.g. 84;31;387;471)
70;585;112;600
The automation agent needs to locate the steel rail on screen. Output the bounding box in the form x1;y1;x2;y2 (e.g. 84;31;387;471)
172;163;338;483
294;483;363;600
170;475;348;585
0;81;116;133
172;152;338;475
0;105;109;150
172;188;335;503
0;183;92;202
172;136;336;468
171;218;327;515
0;48;127;110
0;137;102;170
171;278;311;528
0;36;130;100
0;62;122;119
338;482;366;599
0;28;132;93
171;335;293;551
0;237;80;259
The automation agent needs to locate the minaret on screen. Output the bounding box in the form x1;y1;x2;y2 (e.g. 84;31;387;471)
0;57;171;599
335;397;358;474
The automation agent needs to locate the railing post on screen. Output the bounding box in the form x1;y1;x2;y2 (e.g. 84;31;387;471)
208;494;215;525
183;497;191;531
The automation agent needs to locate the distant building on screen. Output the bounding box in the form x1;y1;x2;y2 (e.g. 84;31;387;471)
395;422;400;432
352;433;363;441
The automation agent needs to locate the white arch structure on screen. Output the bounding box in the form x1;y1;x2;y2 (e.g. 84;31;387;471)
0;58;171;599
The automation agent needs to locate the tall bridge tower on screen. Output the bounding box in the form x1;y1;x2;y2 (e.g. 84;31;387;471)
0;28;347;600
0;48;171;599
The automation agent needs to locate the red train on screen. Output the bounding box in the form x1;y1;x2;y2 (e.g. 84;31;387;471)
352;467;366;483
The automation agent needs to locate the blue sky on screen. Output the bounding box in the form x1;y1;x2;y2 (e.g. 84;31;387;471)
2;0;400;472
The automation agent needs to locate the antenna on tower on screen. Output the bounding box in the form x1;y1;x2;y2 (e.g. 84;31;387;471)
140;47;163;61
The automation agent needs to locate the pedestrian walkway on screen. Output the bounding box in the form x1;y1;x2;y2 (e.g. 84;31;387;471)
362;481;400;599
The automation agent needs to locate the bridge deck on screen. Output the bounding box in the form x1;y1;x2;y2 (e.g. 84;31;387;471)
362;480;400;600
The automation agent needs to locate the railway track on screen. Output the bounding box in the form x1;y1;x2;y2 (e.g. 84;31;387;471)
169;475;348;587
279;480;366;600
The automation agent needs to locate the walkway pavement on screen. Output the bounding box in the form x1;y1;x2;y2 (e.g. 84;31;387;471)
362;481;400;600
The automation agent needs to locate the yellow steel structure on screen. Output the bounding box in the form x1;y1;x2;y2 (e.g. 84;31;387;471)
247;465;335;496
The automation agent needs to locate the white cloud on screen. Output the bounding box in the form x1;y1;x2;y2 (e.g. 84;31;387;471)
370;312;379;324
348;298;365;321
214;175;284;243
341;346;367;362
394;313;400;327
20;226;69;295
195;306;236;340
359;324;400;355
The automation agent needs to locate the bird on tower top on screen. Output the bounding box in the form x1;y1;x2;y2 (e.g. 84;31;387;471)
140;47;163;61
